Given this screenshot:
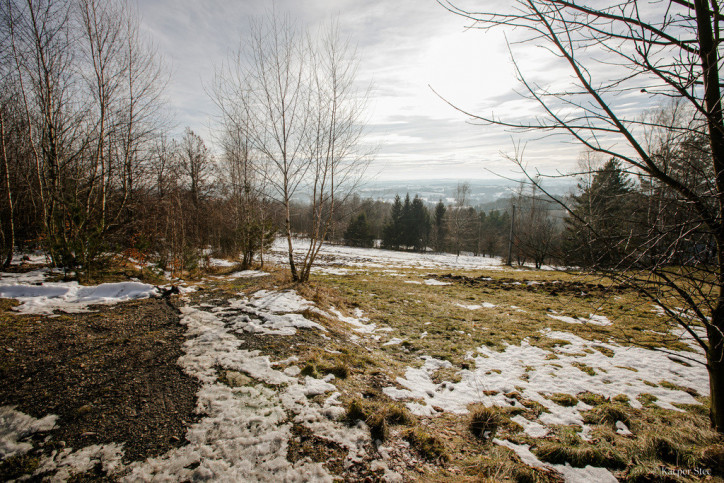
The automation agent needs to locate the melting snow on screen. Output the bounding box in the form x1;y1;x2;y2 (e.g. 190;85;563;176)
0;406;57;459
494;439;618;483
221;270;270;279
383;330;708;426
423;279;451;286
0;282;158;314
269;238;506;271
456;302;496;310
123;294;382;481
547;312;612;326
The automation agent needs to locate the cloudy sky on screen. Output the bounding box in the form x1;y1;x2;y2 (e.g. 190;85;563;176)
135;0;648;182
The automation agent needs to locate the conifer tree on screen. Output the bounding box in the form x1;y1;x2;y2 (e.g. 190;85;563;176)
565;158;633;267
382;195;403;249
433;200;447;252
344;213;373;248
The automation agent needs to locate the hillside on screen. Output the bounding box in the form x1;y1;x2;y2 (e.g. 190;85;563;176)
0;242;722;481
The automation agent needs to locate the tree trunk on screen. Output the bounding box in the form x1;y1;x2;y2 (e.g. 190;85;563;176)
0;111;14;268
707;306;724;432
286;207;297;281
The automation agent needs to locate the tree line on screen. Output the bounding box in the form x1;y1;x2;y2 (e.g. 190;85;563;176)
341;146;714;273
0;2;367;282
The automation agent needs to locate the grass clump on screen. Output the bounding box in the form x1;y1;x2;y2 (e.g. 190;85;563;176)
644;434;695;466
547;393;578;407
344;398;368;425
343;398;415;442
592;345;614;357
402;427;449;462
659;380;699;397
576;391;607;406
300;363;320;379
535;440;627;469
571;362;596;376
430;366;462;385
637;393;658;407
469;405;503;441
472;445;562;483
582;402;632;427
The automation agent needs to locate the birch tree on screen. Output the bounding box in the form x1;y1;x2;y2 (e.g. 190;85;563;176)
213;12;368;282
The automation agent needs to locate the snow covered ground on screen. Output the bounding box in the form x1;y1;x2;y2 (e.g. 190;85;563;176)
0;280;158;314
383;329;707;428
268;238;507;271
0;245;713;481
1;289;400;481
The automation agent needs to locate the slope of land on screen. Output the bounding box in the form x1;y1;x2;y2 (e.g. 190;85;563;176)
0;242;722;482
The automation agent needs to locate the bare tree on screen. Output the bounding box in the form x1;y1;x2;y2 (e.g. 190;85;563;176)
440;0;724;431
213;12;368;282
3;0;166;273
513;181;558;269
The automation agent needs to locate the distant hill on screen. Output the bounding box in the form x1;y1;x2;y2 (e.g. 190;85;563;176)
352;178;576;208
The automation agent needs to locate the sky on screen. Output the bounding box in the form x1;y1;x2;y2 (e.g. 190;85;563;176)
135;0;658;182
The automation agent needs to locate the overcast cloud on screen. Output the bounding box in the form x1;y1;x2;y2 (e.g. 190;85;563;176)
136;0;661;182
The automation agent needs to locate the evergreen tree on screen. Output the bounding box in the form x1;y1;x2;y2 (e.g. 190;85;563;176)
400;194;413;248
433;200;447;252
382;195;403;249
344;213;374;248
565;158;634;267
410;195;431;252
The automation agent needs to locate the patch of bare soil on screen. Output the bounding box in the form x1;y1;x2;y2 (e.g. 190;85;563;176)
435;273;629;297
0;296;199;478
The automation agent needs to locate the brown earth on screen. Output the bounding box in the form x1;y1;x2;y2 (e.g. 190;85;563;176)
0;295;200;479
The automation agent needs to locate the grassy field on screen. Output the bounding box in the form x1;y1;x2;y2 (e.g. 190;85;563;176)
281;264;722;481
1;248;723;481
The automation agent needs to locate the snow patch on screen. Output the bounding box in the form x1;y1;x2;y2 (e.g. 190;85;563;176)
423;279;451;286
547;312;612;326
384;330;707;429
494;439;618;483
456;302;496;310
0;406;57;459
0;282;158;314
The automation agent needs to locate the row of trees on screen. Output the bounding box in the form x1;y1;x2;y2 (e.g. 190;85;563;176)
0;2;367;282
0;0;167;273
342;188;515;259
341;149;713;273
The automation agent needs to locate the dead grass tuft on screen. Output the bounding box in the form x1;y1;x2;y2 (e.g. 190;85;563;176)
576;391;608;406
535;440;627;469
582;402;632;427
402;427;449;462
343;398;415;442
468;405;503;441
547;393;578;407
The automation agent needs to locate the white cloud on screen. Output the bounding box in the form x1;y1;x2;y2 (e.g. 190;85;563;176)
137;0;666;182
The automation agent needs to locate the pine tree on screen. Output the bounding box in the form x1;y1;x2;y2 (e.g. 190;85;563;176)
344;213;374;248
410;195;430;252
400;193;413;248
382;195;403;249
565;158;634;267
433;200;447;252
